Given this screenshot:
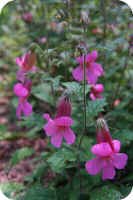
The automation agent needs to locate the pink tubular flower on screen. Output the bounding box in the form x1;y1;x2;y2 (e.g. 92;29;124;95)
85;118;128;180
43;95;76;148
16;52;37;82
13;79;32;119
72;50;104;84
90;84;104;100
22;12;33;23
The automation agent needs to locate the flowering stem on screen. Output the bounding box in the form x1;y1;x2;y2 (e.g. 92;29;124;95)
83;54;87;134
78;53;86;196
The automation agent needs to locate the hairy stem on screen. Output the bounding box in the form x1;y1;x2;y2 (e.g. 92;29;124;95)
78;53;86;196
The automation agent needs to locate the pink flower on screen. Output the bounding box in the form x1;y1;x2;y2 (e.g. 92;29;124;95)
22;12;33;23
13;80;32;119
72;50;104;84
16;52;37;82
90;84;104;100
85;140;128;180
55;95;71;118
43;95;76;148
85;118;128;180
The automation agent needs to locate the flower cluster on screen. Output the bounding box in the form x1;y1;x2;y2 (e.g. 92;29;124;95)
72;50;104;101
13;48;128;181
72;50;127;179
14;51;37;119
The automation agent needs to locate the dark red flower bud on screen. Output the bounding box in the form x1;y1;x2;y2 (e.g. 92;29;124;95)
96;118;114;151
55;94;71;118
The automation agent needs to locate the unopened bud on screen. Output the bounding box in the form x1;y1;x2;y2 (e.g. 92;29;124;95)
96;118;114;150
56;94;71;117
80;11;90;25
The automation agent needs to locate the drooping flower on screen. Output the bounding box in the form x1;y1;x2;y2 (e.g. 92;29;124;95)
85;118;128;180
72;50;104;84
43;95;76;148
16;52;37;82
13;79;32;119
90;84;104;100
22;12;33;23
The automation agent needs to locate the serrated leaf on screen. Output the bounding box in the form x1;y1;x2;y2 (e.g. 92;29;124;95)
87;98;107;117
62;81;81;94
32;83;54;105
47;148;76;173
11;147;34;165
62;81;90;96
90;186;121;200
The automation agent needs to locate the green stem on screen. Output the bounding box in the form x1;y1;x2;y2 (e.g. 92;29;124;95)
78;53;86;196
83;54;87;133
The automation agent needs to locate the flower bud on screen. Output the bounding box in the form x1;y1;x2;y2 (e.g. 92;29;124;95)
56;94;71;117
96;118;114;150
22;12;33;23
24;52;36;70
80;11;90;25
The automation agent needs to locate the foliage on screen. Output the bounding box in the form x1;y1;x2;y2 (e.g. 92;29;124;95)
10;147;34;165
0;0;132;199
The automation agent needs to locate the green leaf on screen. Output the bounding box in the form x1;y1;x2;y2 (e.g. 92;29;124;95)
87;98;107;117
22;184;57;200
32;83;54;105
113;129;133;145
90;186;121;200
62;81;90;96
47;148;76;173
76;136;93;161
0;182;24;199
24;162;47;183
62;81;81;94
11;147;34;165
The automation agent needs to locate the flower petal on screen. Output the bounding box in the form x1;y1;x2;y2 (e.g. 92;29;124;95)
90;92;96;100
112;153;128;169
86;50;98;63
86;68;98;84
44;119;57;136
63;128;76;145
113;140;121;153
91;142;113;157
14;83;28;97
91;62;104;77
43;113;50;121
16;70;26;82
16;57;22;67
16;103;22;119
85;157;102;175
22;101;32;116
76;56;84;65
54;116;73;127
72;66;83;82
30;66;37;72
102;165;115;180
51;132;63;148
